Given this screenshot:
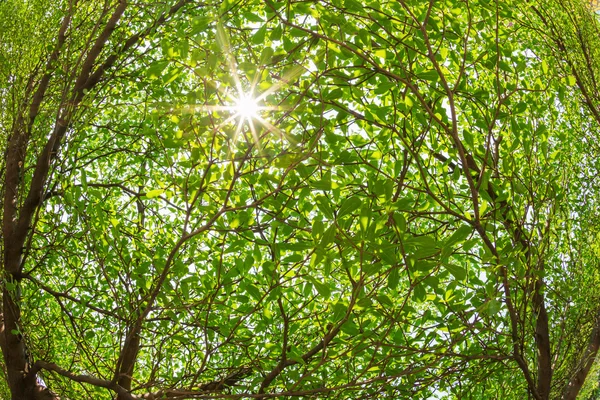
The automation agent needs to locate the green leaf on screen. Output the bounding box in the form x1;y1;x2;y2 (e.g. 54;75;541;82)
387;267;400;289
312;176;332;191
444;263;467;281
262;261;275;278
332;302;347;321
484;299;502;316
312;218;324;240
252;25;267;45
320;224;337;248
315;196;334;219
325;89;344;100
359;205;371;232
413;284;426;302
190;16;211;34
4;281;16;291
344;0;363;12
393;198;413;211
337;196;362;219
393;212;406;232
244;283;262;301
260;47;274;64
417;70;438;81
310;277;331;299
445;225;472;248
146;189;164;199
341;321;360;335
146;60;169;79
380;246;397;265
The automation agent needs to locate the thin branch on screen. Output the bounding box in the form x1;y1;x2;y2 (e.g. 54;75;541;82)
30;360;136;400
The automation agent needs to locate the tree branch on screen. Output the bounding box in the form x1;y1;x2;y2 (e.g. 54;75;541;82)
30;360;136;400
258;284;360;393
561;310;600;400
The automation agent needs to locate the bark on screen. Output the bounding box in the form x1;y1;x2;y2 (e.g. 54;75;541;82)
0;0;194;397
534;282;552;400
116;328;140;399
29;361;135;400
561;311;600;400
1;290;60;400
0;8;72;395
530;2;600;397
0;2;127;399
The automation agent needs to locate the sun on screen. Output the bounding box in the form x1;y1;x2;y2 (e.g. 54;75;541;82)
234;93;260;120
179;23;307;149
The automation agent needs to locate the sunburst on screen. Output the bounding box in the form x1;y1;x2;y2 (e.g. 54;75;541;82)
186;23;305;150
159;22;307;154
233;92;260;120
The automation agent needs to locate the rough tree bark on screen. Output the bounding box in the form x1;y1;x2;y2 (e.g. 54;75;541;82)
0;1;191;398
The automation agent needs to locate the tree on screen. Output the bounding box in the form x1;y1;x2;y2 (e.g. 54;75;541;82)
2;0;600;398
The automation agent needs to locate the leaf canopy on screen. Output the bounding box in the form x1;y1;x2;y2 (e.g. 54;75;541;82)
2;0;600;399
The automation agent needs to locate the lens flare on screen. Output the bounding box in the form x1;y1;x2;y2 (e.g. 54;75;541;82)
170;23;308;150
234;94;259;120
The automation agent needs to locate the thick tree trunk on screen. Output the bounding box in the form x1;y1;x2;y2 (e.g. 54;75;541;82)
561;311;600;400
1;288;59;400
116;329;140;399
0;1;191;397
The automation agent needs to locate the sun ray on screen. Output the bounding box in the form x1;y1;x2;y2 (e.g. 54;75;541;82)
232;91;259;120
247;116;261;151
231;113;246;146
254;115;297;146
172;20;310;156
255;65;306;102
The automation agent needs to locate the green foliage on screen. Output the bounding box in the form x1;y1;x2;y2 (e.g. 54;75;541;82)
2;0;600;398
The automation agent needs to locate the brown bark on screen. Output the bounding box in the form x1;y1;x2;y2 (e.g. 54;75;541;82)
1;290;60;400
0;0;196;397
1;9;72;398
0;2;127;399
561;311;600;400
534;283;552;400
29;361;135;400
116;328;140;399
530;2;600;398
